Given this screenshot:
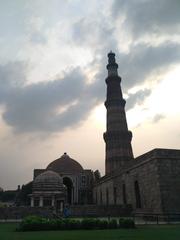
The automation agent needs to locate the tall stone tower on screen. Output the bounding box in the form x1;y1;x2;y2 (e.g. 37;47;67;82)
103;51;134;175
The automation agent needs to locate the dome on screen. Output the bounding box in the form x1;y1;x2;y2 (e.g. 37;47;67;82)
33;170;64;192
46;153;83;174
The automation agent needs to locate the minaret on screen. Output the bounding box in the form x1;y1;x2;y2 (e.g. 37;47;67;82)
103;51;134;175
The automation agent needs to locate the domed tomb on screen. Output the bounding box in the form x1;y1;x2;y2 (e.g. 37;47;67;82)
30;170;67;209
33;170;64;192
46;153;83;174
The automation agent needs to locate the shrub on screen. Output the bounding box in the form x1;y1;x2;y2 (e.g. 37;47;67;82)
108;219;118;229
48;219;59;230
18;216;82;231
18;215;48;231
63;219;81;230
81;218;98;229
119;218;135;228
0;202;7;208
98;219;108;229
17;216;135;231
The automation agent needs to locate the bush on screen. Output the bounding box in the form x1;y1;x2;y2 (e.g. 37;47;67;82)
17;216;135;231
18;216;82;231
81;218;99;229
0;202;7;208
119;218;135;228
18;215;48;231
56;219;66;230
108;219;118;229
98;219;108;229
63;219;81;230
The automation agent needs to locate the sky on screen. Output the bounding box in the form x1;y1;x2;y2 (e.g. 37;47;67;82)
0;0;180;190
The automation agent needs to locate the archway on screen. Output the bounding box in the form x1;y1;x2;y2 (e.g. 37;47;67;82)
63;177;73;204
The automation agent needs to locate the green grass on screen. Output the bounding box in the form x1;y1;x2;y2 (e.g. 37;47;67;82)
0;223;180;240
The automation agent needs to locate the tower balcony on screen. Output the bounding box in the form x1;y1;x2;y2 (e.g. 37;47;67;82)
103;130;133;143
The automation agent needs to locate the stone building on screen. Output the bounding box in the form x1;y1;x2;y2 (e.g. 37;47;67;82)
29;171;66;210
93;52;180;214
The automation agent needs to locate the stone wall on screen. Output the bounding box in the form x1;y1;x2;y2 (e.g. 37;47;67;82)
94;149;180;213
94;158;161;212
123;158;161;212
70;204;132;217
0;207;54;219
157;156;180;212
0;205;132;219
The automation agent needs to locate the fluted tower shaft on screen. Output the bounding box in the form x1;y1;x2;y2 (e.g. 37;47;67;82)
104;52;134;175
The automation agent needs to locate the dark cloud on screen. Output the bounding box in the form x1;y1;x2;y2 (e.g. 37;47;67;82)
0;62;103;133
1;65;85;132
71;3;180;93
126;89;151;110
119;42;180;89
112;0;180;38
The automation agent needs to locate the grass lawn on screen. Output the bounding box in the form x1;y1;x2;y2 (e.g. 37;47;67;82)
0;223;180;240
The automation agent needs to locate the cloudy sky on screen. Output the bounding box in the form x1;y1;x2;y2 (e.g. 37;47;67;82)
0;0;180;190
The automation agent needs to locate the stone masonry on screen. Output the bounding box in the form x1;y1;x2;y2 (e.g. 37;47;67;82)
94;148;180;213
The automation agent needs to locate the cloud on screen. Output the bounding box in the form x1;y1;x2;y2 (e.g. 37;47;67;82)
151;114;165;123
0;62;28;102
0;0;180;135
72;17;116;51
119;42;180;89
1;65;86;133
126;89;151;110
70;2;180;97
112;0;180;39
0;61;104;134
1;41;180;134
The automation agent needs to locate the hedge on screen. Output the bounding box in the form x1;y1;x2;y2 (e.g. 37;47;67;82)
17;215;135;231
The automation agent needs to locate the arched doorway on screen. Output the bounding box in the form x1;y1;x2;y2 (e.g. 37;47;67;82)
63;177;73;204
